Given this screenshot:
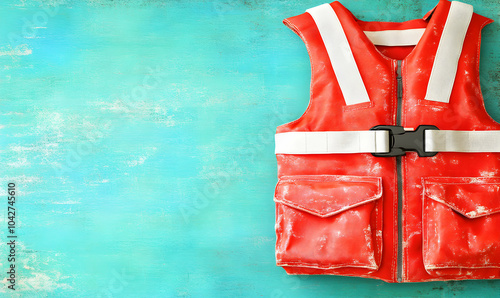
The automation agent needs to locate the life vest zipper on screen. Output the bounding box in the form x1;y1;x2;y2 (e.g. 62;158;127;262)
396;60;403;282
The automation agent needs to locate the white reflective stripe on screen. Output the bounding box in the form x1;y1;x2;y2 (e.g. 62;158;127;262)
425;1;473;103
306;4;370;106
364;29;425;46
425;130;500;152
275;131;390;154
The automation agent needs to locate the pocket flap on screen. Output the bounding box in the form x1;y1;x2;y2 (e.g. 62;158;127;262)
424;177;500;219
275;175;382;217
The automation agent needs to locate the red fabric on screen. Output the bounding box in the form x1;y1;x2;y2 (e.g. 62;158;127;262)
275;0;498;282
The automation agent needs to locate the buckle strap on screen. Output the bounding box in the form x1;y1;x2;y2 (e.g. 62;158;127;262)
275;130;390;154
425;130;500;152
275;126;500;156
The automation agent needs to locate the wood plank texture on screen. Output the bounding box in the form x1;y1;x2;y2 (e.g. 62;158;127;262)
0;0;498;296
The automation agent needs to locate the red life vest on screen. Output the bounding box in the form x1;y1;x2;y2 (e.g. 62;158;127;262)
274;0;500;282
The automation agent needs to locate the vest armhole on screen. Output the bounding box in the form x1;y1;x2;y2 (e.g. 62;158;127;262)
283;15;304;39
277;14;317;133
475;14;499;126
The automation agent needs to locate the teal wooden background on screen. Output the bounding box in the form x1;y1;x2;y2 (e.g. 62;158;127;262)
0;0;499;296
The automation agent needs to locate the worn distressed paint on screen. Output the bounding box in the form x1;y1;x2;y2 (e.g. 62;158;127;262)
0;0;498;296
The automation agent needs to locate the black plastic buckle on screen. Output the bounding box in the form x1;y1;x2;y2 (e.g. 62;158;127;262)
370;125;439;157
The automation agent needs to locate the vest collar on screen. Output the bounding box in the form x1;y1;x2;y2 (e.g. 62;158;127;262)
331;0;473;104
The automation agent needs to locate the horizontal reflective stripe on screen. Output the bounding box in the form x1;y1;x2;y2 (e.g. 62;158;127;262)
364;29;425;46
425;130;500;153
275;131;390;154
276;129;500;155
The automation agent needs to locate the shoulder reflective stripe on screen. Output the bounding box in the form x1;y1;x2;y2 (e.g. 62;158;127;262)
306;4;370;106
424;1;473;103
364;29;425;46
275;131;390;154
425;130;500;152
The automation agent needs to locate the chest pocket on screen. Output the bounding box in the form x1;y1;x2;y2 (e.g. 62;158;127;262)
423;177;500;275
274;175;383;271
